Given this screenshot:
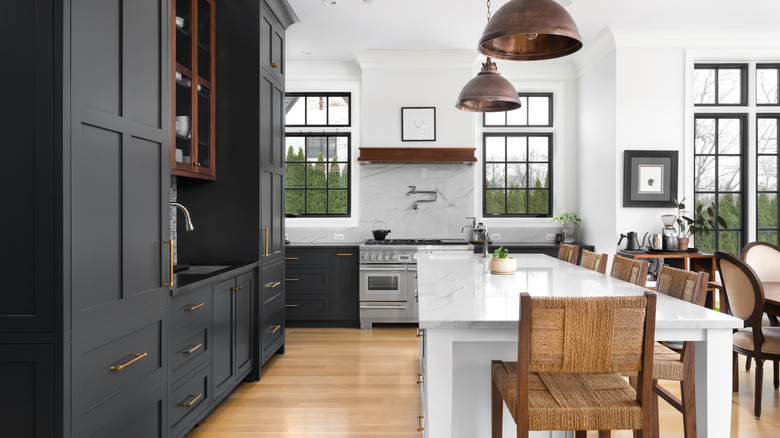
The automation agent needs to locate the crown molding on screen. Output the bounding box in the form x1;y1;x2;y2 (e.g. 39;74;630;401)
287;62;362;82
350;50;478;69
609;24;780;49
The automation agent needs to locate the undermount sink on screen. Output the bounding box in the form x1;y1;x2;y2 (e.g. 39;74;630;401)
176;265;230;275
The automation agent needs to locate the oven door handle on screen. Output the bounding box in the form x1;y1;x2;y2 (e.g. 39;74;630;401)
359;266;408;271
360;304;407;309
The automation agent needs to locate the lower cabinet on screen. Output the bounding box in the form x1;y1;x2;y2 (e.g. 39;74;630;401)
285;247;359;327
213;272;254;402
260;260;286;365
0;344;54;438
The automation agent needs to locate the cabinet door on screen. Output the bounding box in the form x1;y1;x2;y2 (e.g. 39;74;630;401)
69;0;170;330
331;251;359;320
212;278;235;399
0;0;55;333
260;74;285;263
0;344;54;438
235;272;254;377
260;4;284;81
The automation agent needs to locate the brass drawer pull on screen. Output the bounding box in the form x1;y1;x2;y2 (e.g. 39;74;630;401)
262;228;269;258
285;278;299;282
109;353;148;371
181;393;203;408
285;304;300;308
232;285;243;291
270;62;279;68
184;302;205;312
417;415;424;431
164;240;174;286
266;325;281;334
336;253;353;256
182;344;203;355
266;282;281;288
416;373;423;384
416;329;425;338
285;257;299;260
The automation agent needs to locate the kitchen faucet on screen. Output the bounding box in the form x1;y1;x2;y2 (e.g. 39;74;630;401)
482;227;490;258
171;202;195;231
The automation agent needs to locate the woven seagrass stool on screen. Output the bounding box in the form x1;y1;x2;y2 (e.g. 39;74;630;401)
610;255;650;288
490;292;657;437
557;243;579;264
579;250;608;274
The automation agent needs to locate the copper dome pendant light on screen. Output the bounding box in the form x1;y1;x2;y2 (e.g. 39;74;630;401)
478;0;582;61
455;1;521;113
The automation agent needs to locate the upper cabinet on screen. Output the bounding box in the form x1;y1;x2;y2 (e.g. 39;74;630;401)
260;3;285;83
172;0;216;180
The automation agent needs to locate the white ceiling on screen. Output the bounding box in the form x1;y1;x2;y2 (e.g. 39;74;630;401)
285;0;780;63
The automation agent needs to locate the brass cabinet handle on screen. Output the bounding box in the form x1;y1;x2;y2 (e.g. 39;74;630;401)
181;393;203;408
232;285;243;291
416;328;424;338
262;228;269;258
182;343;203;355
416;373;423;384
285;257;299;260
194;162;201;167
163;240;173;286
184;302;205;311
266;325;281;334
270;62;278;68
266;282;281;288
417;416;424;432
109;353;148;371
336;253;353;256
285;304;300;308
285;278;299;282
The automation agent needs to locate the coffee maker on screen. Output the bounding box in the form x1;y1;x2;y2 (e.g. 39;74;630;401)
661;214;678;250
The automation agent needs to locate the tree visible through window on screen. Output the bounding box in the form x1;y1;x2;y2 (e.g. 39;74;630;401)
757;115;779;245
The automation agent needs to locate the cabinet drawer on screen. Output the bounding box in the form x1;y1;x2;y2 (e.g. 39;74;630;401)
84;385;165;438
170;328;209;383
285;250;330;267
261;303;285;361
285;294;330;320
170;284;212;334
170;364;210;437
76;319;163;415
285;270;330;293
261;262;284;306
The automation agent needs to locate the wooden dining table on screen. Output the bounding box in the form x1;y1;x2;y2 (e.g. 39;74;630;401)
762;281;780;317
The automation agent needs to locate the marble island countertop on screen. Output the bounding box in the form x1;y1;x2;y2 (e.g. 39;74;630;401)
416;253;741;331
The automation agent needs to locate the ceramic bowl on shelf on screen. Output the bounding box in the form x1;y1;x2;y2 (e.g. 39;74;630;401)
175;16;185;29
175;116;190;137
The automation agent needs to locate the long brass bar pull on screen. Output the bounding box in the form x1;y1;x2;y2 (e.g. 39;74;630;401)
285;304;300;308
336;253;353;256
184;302;205;312
417;416;424;431
182;344;203;355
180;393;203;408
262;228;269;257
163;240;174;286
266;325;281;334
285;257;299;260
110;353;148;371
266;282;281;288
285;278;299;282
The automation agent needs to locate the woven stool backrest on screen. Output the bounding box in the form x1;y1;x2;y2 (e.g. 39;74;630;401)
655;265;707;306
610;255;649;287
557;244;578;264
579;250;606;273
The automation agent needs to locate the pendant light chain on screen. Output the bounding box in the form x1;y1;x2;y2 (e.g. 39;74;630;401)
486;0;491;22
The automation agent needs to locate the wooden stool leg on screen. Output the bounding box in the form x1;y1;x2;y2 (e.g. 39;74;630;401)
733;351;739;392
490;363;503;438
680;379;697;438
651;387;659;438
774;360;779;390
754;361;764;418
598;431;612;438
575;431;588;438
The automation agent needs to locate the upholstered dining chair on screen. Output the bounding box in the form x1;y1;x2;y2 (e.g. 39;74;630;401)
642;265;709;438
491;292;657;437
715;251;780;418
739;241;780;371
579;250;608;274
557;243;579;264
610;255;650;287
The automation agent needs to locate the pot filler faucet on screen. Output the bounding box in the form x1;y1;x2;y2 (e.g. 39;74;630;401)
171;202;195;231
406;185;438;212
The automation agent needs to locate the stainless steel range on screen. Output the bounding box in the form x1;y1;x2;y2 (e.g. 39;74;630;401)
359;239;472;329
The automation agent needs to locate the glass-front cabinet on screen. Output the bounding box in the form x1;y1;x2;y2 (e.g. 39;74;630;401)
173;0;216;180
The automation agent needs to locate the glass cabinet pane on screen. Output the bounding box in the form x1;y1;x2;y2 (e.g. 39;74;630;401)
175;71;192;164
197;86;211;168
175;0;192;70
197;0;211;82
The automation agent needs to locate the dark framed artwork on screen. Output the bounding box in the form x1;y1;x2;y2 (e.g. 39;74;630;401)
401;107;436;141
623;150;678;207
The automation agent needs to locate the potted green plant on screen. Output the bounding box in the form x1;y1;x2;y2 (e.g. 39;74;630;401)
674;198;727;250
489;246;517;274
553;210;581;243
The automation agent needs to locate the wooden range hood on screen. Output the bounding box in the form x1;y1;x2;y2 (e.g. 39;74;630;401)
357;147;477;165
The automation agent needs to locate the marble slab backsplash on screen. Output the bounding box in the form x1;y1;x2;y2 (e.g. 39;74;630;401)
285;164;561;243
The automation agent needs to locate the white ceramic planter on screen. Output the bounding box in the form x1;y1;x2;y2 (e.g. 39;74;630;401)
489;257;517;274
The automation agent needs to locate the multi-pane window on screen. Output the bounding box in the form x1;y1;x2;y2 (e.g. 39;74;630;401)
693;115;746;254
285;92;351;217
694;64;747;105
484;133;552;216
757;115;779;245
757;65;780;105
483;93;553;127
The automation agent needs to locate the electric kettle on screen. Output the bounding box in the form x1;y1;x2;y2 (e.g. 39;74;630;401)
618;231;641;251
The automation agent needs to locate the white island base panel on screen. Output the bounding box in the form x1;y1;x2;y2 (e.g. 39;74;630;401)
417;254;741;438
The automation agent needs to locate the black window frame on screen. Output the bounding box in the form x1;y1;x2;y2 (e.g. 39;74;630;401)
693;63;748;107
693;113;748;253
482;92;553;127
756;64;780;107
756;114;780;245
284;132;351;218
482;132;553;217
285;92;352;127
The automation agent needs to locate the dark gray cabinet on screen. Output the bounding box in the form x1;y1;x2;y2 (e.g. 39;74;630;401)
260;72;286;264
285;247;359;327
0;345;54;438
260;260;286;365
212;272;254;402
260;2;286;82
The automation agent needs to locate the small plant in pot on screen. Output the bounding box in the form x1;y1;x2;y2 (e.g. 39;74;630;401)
489;246;517;274
674;198;727;250
553;210;581;244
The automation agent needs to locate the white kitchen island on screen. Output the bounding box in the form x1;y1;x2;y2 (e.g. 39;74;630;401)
416;253;742;438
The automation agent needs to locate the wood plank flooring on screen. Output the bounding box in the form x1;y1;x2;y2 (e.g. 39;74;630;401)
186;327;779;437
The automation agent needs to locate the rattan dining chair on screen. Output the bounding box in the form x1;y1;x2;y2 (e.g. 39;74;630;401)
557;243;579;264
610;255;650;287
491;292;657;437
579;250;608;274
739;242;780;371
715;251;780;418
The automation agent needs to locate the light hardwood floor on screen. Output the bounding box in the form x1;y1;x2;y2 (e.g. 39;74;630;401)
187;327;779;437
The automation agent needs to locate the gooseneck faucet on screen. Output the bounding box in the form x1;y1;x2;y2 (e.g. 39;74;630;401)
482;227;490;258
171;202;195;231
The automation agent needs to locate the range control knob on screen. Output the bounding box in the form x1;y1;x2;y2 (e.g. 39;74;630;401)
362;254;369;262
383;254;390;261
369;253;376;262
391;254;397;261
